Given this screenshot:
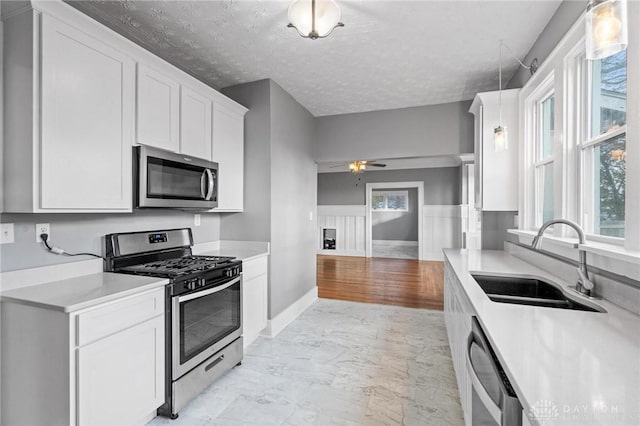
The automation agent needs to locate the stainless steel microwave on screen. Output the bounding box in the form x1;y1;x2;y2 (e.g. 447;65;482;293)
135;146;218;210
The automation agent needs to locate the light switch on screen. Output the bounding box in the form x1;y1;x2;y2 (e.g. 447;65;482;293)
0;223;14;244
309;211;313;221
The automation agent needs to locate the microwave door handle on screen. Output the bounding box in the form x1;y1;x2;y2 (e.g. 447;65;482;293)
200;171;207;199
466;334;503;424
204;168;214;201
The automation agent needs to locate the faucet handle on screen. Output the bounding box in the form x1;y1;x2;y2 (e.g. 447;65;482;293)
576;268;595;291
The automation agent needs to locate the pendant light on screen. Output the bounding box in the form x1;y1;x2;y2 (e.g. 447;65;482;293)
287;0;344;40
585;0;628;60
494;42;508;152
494;42;538;152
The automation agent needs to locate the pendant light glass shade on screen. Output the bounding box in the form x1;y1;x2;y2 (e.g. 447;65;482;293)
288;0;344;39
494;126;508;152
585;0;627;60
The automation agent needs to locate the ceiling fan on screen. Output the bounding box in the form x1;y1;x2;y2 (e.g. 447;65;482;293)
332;160;387;174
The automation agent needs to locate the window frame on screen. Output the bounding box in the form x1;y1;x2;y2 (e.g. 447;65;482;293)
371;190;409;212
516;4;639;267
533;88;556;227
577;49;628;243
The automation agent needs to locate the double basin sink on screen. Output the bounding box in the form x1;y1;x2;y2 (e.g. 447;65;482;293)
471;274;605;313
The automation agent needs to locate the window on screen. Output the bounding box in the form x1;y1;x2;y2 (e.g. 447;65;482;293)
581;49;627;238
535;93;555;225
371;190;408;211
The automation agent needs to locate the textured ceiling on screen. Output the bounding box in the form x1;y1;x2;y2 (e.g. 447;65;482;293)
67;0;562;116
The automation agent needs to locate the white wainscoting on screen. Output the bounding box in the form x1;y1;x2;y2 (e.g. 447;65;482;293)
423;205;463;260
318;205;462;261
317;205;366;257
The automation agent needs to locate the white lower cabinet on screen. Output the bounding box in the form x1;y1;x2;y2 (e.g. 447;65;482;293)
444;260;476;426
242;256;268;347
77;315;165;426
0;288;165;426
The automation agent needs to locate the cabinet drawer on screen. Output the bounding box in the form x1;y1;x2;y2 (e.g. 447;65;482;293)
242;256;268;281
76;288;164;346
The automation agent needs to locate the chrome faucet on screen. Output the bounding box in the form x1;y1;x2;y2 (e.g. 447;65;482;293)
531;219;595;297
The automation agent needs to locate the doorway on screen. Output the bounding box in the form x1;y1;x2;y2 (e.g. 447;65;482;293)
365;181;424;260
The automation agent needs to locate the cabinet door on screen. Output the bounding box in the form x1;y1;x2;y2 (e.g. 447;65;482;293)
242;274;267;347
137;64;180;152
77;315;164;426
212;102;245;211
180;86;212;160
40;15;134;210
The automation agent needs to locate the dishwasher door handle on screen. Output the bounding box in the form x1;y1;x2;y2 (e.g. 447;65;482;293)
466;341;502;424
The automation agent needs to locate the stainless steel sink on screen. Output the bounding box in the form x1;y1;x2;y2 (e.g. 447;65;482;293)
471;274;605;313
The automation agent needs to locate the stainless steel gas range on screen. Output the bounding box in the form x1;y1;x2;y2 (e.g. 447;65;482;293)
105;228;243;419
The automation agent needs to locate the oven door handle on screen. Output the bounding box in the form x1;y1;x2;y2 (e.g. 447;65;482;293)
177;276;241;303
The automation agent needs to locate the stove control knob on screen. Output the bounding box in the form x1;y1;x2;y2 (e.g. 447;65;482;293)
186;280;197;291
225;269;233;278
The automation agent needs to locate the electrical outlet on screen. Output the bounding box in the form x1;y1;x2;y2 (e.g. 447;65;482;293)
0;223;14;244
36;223;50;242
194;214;201;227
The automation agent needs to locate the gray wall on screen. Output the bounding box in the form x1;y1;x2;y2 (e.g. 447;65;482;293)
269;81;317;318
372;188;418;241
481;211;518;250
317;167;461;206
221;79;317;319
0;211;220;271
220;79;272;241
313;101;474;162
507;1;584;89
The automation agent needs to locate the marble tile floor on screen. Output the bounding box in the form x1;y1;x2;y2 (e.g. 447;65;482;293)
149;299;464;426
371;243;419;260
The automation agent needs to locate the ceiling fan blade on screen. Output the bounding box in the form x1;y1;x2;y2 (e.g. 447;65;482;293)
369;163;387;167
329;165;347;168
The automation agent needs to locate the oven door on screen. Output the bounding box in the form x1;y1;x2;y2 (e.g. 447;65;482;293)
172;276;242;379
137;145;218;209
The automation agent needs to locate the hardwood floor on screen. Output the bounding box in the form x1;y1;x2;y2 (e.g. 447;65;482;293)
317;255;445;310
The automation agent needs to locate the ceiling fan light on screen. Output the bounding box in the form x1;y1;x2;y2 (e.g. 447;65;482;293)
585;0;627;60
288;0;343;39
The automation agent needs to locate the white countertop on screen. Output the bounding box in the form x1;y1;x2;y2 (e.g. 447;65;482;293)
193;240;269;263
444;249;640;426
0;273;168;313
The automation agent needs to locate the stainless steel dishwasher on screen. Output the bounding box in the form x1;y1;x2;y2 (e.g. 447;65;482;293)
466;316;523;426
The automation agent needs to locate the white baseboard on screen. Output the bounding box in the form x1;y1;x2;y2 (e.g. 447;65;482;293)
261;286;317;338
372;240;419;247
317;249;366;257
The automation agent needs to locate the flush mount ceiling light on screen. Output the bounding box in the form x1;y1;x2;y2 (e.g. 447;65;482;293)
287;0;344;40
494;42;538;152
585;0;628;60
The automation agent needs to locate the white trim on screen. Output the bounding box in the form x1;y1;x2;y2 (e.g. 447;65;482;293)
365;181;424;260
260;286;317;338
372;240;418;247
0;258;103;292
509;229;640;268
317;205;365;217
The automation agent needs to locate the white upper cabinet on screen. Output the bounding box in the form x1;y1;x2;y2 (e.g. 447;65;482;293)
3;9;135;213
211;102;247;212
2;1;246;213
180;86;213;160
469;89;520;211
137;64;180;153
